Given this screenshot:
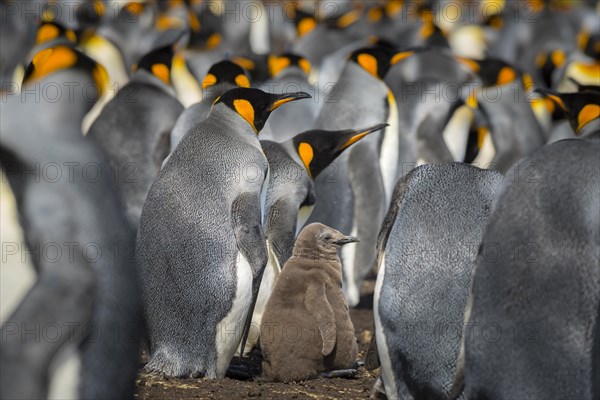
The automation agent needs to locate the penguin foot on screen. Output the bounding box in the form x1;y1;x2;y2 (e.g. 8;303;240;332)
318;368;358;379
226;364;253;381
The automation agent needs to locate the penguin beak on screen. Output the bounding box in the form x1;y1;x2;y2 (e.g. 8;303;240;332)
334;236;360;245
269;92;312;111
339;123;389;150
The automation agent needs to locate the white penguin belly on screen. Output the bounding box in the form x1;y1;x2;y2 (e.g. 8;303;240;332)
341;225;359;307
380;92;400;205
472;133;496;168
237;242;281;357
374;255;400;400
48;346;80;400
215;252;253;377
296;204;315;235
442;106;473;162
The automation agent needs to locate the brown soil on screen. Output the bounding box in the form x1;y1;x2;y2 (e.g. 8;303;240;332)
135;280;379;400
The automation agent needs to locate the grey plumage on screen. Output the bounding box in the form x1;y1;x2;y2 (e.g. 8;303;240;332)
87;62;183;230
0;52;141;399
374;163;503;400
460;138;600;400
137;88;310;378
307;53;391;307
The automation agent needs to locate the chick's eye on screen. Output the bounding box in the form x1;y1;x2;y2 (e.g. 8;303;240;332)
323;234;332;241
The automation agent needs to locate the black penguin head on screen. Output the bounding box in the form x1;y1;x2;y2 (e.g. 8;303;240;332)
214;88;312;133
201;60;250;91
23;45;109;97
268;53;311;77
134;44;176;86
294;223;359;258
75;0;105;30
289;123;388;178
292;9;318;38
577;28;600;60
455;57;529;88
535;88;600;134
535;49;567;87
349;46;398;79
35;20;77;45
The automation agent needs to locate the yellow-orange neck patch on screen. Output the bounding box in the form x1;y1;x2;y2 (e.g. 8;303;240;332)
233;99;256;131
298;142;314;177
337;10;361;28
391;51;414;65
456;57;481;72
26;46;78;83
92;64;109;96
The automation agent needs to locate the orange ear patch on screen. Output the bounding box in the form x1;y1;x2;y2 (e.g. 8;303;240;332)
497;66;516;85
206;33;221;49
268;56;291;77
368;7;383;22
298;58;311;76
36;24;59;44
202;73;217;90
234;99;256;131
151;63;170;85
577;104;600;132
235;74;250;88
550;50;566;68
297;17;316;37
357;53;378;78
298;142;314;177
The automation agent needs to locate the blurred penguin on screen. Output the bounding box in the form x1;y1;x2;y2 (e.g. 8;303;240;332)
87;44;184;231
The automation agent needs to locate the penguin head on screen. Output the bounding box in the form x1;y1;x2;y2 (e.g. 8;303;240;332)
535;49;567;88
213;88;311;133
134;44;176;86
349;46;398;80
289;123;388;178
268;53;312;78
201;60;250;91
75;0;105;31
292;9;318;38
23;45;109;98
455;57;527;88
535;87;600;134
294;223;359;259
35;20;77;46
578;28;600;60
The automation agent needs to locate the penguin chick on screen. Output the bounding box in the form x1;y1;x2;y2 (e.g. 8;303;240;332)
260;223;359;382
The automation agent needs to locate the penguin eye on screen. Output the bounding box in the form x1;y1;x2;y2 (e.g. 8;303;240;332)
323;234;332;241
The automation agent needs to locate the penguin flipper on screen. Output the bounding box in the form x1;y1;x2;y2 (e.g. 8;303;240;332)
231;192;269;276
231;192;268;356
304;284;337;356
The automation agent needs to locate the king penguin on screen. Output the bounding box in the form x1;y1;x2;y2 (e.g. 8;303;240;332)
136;87;311;378
457;135;599;400
306;45;398;307
170;60;251;152
0;45;141;400
372;163;503;400
455;57;546;172
241;123;387;355
87;44;184;231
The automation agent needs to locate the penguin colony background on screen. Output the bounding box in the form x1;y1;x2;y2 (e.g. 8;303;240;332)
0;0;598;399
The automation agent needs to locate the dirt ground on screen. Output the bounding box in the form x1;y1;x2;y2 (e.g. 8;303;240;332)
135;280;379;400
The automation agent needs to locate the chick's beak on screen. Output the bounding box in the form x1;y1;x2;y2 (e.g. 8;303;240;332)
334;236;360;245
